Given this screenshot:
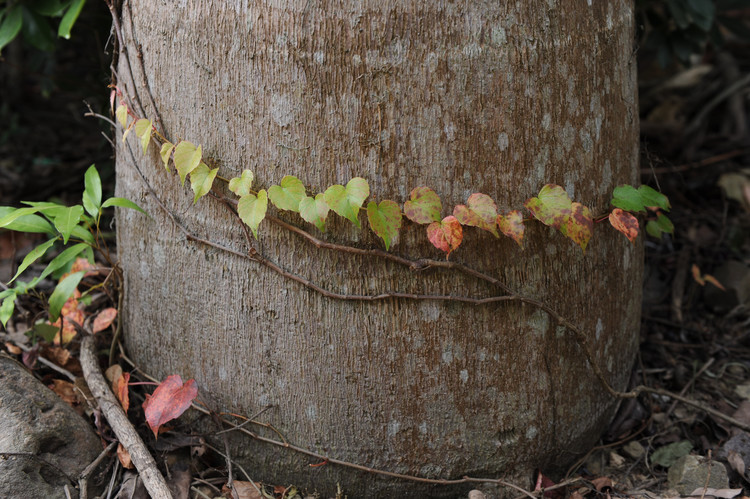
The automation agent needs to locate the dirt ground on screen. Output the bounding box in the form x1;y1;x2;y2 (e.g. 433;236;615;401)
1;8;749;499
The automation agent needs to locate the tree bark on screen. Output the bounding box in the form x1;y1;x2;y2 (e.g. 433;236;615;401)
114;1;641;496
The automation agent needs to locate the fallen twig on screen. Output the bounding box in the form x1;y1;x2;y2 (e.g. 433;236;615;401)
80;334;173;498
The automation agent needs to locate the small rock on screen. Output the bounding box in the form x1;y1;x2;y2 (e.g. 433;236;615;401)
623;441;645;460
667;455;729;495
0;355;102;499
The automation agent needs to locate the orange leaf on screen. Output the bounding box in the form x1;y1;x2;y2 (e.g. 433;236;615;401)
608;208;639;243
92;307;118;333
143;375;198;438
703;274;726;291
49;379;77;406
115;372;130;412
691;264;705;286
426;216;462;257
117;443;134;469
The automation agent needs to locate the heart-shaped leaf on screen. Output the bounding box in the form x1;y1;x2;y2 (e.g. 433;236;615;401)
560;202;593;251
189;163;218;204
143;375;198;438
609;208;639;243
524;184;572;230
404;186;441;224
115;104;128;128
497;210;525;247
160;142;175;171
134;118;152;154
228;170;254;197
453;193;499;237
268;175;306;212
173;141;203;186
238;190;268;238
426;215;462;257
299;194;329;232
323;177;369;227
366;200;402;251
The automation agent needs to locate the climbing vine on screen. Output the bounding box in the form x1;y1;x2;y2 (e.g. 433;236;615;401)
114;86;673;258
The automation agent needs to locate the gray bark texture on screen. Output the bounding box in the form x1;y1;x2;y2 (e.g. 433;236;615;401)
114;1;642;496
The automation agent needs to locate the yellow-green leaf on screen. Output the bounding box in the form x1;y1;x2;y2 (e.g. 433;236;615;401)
237;190;268;239
173;141;202;186
115;104;128;128
134;118;152;154
190;163;218;204
299;194;329;232
323;177;369;228
228;170;254;197
268;175;306;212
366;200;402;251
160;142;175;171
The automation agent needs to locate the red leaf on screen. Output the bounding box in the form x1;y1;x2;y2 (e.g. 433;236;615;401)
143;375;198;438
426;216;463;256
497;210;525;247
115;372;130;412
92;307;118;333
608;208;639;243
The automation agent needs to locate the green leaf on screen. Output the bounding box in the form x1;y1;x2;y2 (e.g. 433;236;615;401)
9;237;58;284
57;0;85;39
453;193;499;237
228;170;254;197
0;5;23;52
33;322;62;343
323;177;369;228
115;104;128;128
268;175;306;212
82;164;102;218
237;190;268;239
637;185;671;211
0;207;43;229
160;141;175;171
0;207;55;234
651;440;692;468
524;184;572;230
48;271;84;322
299;194;329;232
134;118;152;154
102;197;148;216
49;205;84;244
189;162;218;204
30;0;65;16
403;186;442;224
35;243;88;284
0;294;15;327
366;200;402;251
646;213;674;238
173;141;202;186
70;224;95;244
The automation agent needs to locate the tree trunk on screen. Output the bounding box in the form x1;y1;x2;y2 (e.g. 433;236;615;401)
114;1;641;496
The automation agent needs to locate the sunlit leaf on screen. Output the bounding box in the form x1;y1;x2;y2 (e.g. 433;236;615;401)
28;243;88;288
0;207;54;234
403;186;441;224
134;118;152;154
497;210;525;247
323;177;369;228
70;224;96;244
299;194;329;232
237;190;268;239
48;271;84;322
189;162;218;204
228;170;254;197
160;142;175;171
560;202;593;251
48;205;84;244
173;141;202;186
82;165;102;218
115;104;128;128
366;200;402;251
143;375;198;438
268;175;306;212
102;197;148;216
608;208;639;243
0;207;43;229
426;216;463;257
92;307;117;333
453;193;499;237
57;0;85;39
9;237;58;284
524;184;572;230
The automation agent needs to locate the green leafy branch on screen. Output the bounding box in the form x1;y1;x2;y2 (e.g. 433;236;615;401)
114;92;673;259
0;165;145;328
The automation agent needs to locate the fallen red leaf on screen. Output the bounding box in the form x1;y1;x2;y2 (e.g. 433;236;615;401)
92;307;118;333
143;375;198;438
115;372;130;412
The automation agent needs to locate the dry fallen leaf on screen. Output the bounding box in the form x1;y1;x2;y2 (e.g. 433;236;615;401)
727;450;747;478
225;481;264;499
92;307;117;333
117;443;134;469
48;379;77;405
142;375;198;438
4;342;21;355
687;487;743;498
